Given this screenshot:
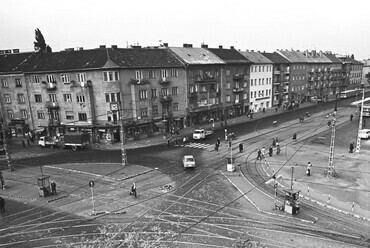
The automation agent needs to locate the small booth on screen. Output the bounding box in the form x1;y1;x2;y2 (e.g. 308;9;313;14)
226;157;235;172
283;189;300;215
37;175;51;197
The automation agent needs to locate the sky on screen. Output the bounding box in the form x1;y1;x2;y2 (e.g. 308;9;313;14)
1;0;370;60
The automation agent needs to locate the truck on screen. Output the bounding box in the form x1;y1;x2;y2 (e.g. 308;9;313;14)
38;136;58;148
192;128;213;140
57;133;91;151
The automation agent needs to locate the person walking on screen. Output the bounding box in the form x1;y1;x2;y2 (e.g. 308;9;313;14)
51;181;57;195
0;197;5;214
261;147;266;158
350;114;353;121
0;171;4;190
306;162;312;176
239;143;243;153
21;139;26;148
268;146;273;157
276;144;281;155
215;142;219;151
349;142;354;153
217;137;221;146
256;149;262;160
130;182;137;197
292;133;297;142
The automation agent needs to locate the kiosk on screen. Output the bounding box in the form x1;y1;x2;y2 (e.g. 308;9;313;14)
226;157;235;172
283;189;300;215
37;175;51;197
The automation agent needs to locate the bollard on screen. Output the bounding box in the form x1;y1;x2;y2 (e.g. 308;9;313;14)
307;187;310;197
327;194;331;204
352;202;355;212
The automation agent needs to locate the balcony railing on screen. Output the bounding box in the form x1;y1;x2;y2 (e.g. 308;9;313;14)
232;87;244;93
233;74;245;81
194;75;203;83
274;70;281;75
160;95;172;103
203;75;216;82
45;81;57;90
48;119;60;125
159;77;170;84
45;101;59;109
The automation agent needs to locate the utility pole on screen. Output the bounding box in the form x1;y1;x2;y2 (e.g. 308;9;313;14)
355;86;365;153
111;103;127;166
326;94;338;178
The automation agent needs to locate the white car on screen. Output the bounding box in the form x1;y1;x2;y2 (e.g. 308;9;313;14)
182;155;195;169
359;129;370;139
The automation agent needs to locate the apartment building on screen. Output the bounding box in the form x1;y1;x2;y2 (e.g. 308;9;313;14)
207;46;252;116
169;44;226;126
261;52;291;107
336;55;363;90
239;50;273;112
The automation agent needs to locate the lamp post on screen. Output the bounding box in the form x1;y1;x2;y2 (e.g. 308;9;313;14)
326;94;338;178
355;85;365;153
111;103;126;166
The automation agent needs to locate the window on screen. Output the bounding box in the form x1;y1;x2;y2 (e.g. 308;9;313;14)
46;74;55;83
66;111;74;120
161;88;168;96
251;91;253;99
152;105;158;115
149;70;156;79
63;94;72;102
200;85;207;92
49;94;57;102
151;89;157;98
76;73;86;83
76;95;85;103
18;94;25;103
103;71;119;82
78;113;87;121
4;94;11;103
259;66;261;72
21;110;27;119
160;70;168;78
7;110;13;119
259;79;261;85
1;78;9;88
105;93;120;103
226;95;231;102
61;73;70;84
173;102;179;111
243;92;248;100
251;79;253;86
15;78;22;87
32;75;40;84
37;110;45;119
170;69;178;77
189;85;194;93
226;69;230;76
140;108;148;117
135;71;143;80
35;94;42;103
172;87;178;95
226;82;231;89
139;90;147;100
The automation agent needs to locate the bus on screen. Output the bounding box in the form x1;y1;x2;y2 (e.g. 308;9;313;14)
340;89;360;99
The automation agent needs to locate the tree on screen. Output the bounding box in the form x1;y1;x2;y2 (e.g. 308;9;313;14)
34;28;52;53
365;72;370;83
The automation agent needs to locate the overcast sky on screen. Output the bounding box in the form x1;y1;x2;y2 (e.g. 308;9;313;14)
1;0;369;60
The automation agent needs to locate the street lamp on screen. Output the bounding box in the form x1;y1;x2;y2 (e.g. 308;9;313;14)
355;85;365;153
326;93;339;178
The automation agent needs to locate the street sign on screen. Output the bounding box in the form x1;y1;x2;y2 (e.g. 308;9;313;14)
89;181;94;187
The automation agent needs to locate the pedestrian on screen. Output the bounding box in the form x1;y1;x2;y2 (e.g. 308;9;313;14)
349;142;354;153
263;107;266;113
350;114;353;121
130;182;137;197
0;171;4;189
229;140;232;148
27;137;30;147
306;162;312;176
239;143;243;153
327;120;331;127
276;144;281;155
269;146;273;157
215;142;219;151
292;133;297;142
272;138;276;147
256;149;262;160
261;147;266;158
21;139;26;148
51;181;57;195
0;197;5;214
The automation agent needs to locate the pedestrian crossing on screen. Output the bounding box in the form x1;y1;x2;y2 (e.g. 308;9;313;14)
184;142;214;150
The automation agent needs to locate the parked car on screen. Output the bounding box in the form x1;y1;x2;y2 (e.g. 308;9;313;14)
358;129;370;139
38;136;58;148
182;155;195;169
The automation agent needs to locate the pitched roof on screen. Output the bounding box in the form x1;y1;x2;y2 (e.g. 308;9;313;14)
108;48;183;68
169;47;225;65
301;51;332;63
324;53;342;64
207;48;251;64
277;50;309;63
238;50;272;64
0;52;37;74
261;52;290;64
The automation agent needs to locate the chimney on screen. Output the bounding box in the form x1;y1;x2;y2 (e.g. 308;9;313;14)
12;49;20;53
163;43;168;47
188;44;193;48
78;47;83;51
111;45;118;49
65;48;74;52
230;46;234;49
99;45;106;49
201;44;208;48
183;43;188;48
219;45;223;49
251;50;254;52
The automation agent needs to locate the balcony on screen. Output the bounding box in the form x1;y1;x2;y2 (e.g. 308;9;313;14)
203;75;216;82
48;119;60;125
160;95;172;103
159;77;170;85
274;81;281;85
45;81;57;90
274;91;280;95
232;87;244;93
274;70;281;75
233;74;245;81
189;92;198;98
194;75;203;83
283;69;290;74
45;101;59;109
